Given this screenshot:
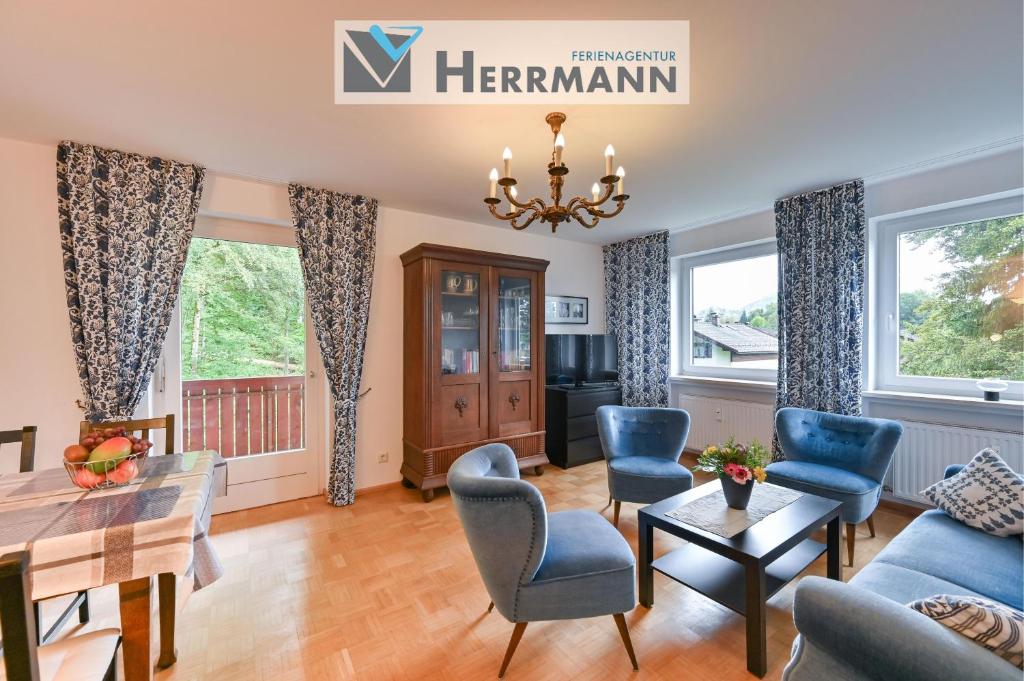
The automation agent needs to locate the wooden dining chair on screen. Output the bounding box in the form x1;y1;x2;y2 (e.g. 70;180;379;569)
79;414;175;455
2;425;93;646
0;551;121;681
0;426;36;474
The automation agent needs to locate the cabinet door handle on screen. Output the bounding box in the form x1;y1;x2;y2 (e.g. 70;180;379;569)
455;396;468;416
508;392;521;411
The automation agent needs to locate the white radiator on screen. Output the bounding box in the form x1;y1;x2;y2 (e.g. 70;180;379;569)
890;421;1024;504
677;395;774;451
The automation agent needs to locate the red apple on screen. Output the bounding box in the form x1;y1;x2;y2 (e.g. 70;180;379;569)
106;458;139;485
63;444;90;463
73;467;106;489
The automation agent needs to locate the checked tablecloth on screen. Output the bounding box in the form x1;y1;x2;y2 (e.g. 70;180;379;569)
0;451;224;600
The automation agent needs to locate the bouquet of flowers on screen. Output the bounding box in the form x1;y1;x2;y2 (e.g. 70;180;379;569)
695;437;769;486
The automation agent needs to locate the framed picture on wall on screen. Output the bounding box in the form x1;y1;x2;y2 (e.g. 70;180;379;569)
545;295;588;324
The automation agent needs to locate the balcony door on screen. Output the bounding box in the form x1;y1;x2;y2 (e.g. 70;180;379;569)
157;217;324;513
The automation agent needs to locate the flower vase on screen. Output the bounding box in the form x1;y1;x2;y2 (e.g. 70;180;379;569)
720;475;755;510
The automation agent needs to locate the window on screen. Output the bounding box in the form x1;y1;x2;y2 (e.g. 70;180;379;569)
676;240;778;380
871;191;1024;398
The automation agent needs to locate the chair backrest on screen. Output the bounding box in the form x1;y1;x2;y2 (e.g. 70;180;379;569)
0;426;37;473
775;407;903;483
0;551;41;681
79;414;175;455
596;405;691;462
447;444;548;620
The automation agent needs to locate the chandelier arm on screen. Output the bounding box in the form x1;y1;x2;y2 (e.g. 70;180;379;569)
572;181;615;212
510;211;541;231
570;207;601;229
488;203;529;222
502;185;545;211
584;199;627;220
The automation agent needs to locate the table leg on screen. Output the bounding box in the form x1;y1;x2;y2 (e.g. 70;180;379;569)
826;516;842;581
744;562;767;677
638;516;654;607
118;576;154;681
157;573;178;668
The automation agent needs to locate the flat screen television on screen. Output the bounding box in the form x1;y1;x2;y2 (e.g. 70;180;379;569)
545;334;618;386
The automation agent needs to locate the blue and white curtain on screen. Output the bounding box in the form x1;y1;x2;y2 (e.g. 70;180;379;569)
57;141;205;422
289;185;377;506
603;231;670;407
774;179;865;457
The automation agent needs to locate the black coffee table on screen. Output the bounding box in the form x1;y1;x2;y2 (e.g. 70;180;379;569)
638;481;842;677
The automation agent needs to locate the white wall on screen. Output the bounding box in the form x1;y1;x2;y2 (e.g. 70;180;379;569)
668;145;1024;433
0;138;84;471
669;146;1024;258
0;137;607;490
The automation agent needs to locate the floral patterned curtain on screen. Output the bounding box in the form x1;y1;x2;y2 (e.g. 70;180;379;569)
288;185;377;506
603;231;670;407
57;141;205;422
774;179;866;458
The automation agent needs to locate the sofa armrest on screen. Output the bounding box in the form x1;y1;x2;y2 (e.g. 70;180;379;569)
943;464;965;479
789;577;1020;681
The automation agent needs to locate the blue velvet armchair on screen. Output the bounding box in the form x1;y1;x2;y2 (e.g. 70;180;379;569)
447;443;638;678
768;407;903;566
595;406;693;527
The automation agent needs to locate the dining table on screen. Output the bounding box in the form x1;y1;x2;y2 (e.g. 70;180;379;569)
0;450;226;681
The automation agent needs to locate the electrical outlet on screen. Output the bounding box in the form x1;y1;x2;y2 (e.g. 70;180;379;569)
378;452;389;464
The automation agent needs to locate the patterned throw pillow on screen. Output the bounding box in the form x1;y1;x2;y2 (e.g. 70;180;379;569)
909;594;1024;669
921;449;1024;537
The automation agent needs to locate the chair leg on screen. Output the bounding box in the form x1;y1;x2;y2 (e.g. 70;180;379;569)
612;613;639;670
845;523;856;567
102;649;118;681
487;601;494;614
78;591;90;623
613;501;621;528
604;494;612;510
866;514;876;538
33;601;43;644
498;622;528;678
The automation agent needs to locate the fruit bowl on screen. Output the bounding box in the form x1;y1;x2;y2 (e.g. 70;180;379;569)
63;427;153;490
64;452;146;489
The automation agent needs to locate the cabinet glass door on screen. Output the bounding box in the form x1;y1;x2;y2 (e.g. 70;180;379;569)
440;269;481;375
497;276;532;372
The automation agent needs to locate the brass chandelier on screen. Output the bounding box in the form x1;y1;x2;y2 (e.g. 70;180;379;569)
483;112;628;233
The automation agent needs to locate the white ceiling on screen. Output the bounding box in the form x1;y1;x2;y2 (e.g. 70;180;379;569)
0;0;1021;245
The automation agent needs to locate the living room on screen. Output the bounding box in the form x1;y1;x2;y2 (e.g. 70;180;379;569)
0;2;1021;680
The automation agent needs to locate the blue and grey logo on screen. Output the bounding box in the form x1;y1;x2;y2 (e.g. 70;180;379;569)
342;25;423;92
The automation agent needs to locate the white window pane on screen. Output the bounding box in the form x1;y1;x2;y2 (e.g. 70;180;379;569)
691;254;778;371
897;215;1023;381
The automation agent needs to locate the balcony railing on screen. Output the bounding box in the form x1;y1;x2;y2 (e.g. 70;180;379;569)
182;376;305;457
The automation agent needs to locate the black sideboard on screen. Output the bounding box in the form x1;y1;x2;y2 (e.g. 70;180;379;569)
545;384;622;469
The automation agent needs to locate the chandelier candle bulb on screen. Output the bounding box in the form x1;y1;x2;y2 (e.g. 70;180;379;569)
554;133;565;166
489;168;498;198
616;166;625;196
503;147;512;178
604;144;615;176
592;183;600;202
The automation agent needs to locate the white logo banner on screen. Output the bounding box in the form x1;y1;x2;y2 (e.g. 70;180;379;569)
334;20;689;105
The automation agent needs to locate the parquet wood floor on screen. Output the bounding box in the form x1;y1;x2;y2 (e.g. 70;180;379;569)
56;456;913;680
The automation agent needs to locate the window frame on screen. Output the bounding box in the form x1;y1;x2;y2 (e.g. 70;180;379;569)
868;189;1024;400
675;239;779;382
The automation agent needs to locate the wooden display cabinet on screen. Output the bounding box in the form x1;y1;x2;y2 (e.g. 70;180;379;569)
400;244;549;501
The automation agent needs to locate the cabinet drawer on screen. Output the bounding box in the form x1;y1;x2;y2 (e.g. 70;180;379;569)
566;389;621;418
566;415;597;441
566;436;605;466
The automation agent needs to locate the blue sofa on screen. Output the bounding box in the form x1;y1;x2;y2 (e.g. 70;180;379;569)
784;464;1023;680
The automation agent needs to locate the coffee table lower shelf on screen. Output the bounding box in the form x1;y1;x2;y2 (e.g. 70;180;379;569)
650;537;827;616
